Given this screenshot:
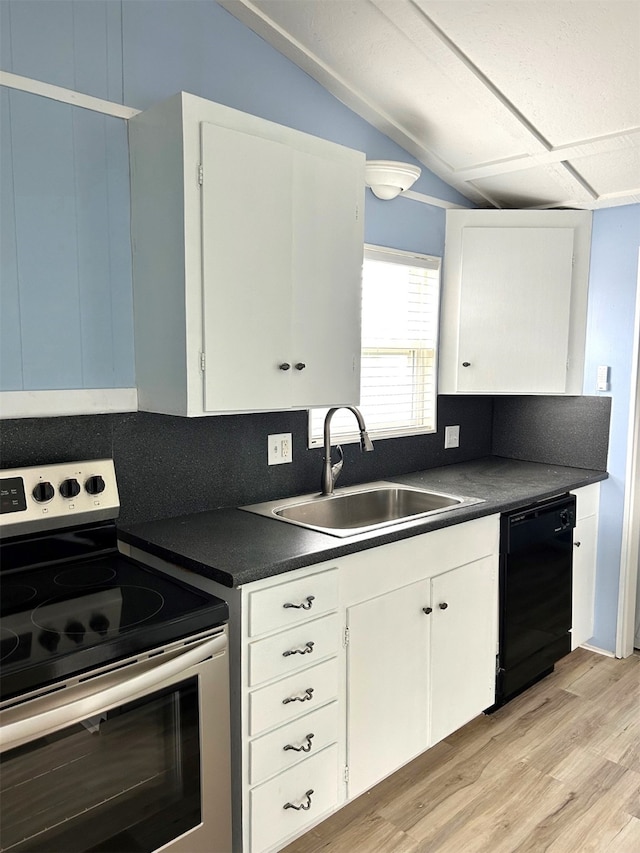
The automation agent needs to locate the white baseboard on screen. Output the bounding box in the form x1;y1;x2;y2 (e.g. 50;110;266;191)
0;389;138;419
579;642;615;658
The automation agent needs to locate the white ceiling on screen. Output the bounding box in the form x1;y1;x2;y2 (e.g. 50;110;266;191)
220;0;640;209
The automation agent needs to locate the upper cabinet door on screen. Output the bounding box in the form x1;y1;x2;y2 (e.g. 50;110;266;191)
457;227;574;393
290;150;363;408
201;123;294;412
438;209;592;396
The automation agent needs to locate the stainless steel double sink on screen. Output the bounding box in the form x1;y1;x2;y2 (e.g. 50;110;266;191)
242;481;484;538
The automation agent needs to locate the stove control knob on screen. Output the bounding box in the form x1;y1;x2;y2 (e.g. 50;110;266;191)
60;478;81;499
85;475;105;496
39;629;60;653
65;621;86;645
32;481;55;503
89;613;110;637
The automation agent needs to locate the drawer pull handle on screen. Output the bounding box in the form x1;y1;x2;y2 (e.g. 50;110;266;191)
283;688;314;705
283;596;315;610
284;790;314;811
283;641;314;658
284;733;315;753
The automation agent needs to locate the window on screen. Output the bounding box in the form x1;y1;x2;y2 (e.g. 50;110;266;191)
309;245;441;447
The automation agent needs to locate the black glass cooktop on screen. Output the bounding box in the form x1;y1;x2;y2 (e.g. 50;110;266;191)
0;538;228;702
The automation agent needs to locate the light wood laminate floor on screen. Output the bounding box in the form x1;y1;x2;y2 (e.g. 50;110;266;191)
282;648;640;853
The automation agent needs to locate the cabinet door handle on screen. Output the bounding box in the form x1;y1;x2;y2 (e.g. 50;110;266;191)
422;607;433;614
283;688;314;705
462;361;471;367
283;641;314;657
284;733;315;753
438;602;449;610
574;541;581;547
279;362;291;371
283;595;315;610
295;362;306;371
283;790;314;811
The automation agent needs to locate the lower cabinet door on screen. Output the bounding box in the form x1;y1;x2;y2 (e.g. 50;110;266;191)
429;556;498;744
346;580;431;799
250;743;339;853
571;513;597;649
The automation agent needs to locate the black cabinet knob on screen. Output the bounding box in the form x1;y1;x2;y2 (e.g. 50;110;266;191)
295;362;306;371
38;629;60;653
279;362;291;371
60;478;80;499
65;621;86;644
462;362;471;367
89;613;110;636
85;475;105;495
32;481;55;503
438;602;449;610
422;607;433;614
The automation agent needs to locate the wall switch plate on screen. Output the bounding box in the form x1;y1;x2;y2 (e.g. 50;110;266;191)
444;425;460;449
596;365;610;391
268;433;292;465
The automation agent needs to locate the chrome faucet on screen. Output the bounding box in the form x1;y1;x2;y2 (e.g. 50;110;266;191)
321;406;374;495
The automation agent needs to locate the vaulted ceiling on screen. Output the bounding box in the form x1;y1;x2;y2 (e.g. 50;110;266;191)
220;0;640;209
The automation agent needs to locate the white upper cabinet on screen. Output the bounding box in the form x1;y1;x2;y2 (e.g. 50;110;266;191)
439;210;592;395
129;92;365;416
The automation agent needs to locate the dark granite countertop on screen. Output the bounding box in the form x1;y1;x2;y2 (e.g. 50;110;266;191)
117;456;607;588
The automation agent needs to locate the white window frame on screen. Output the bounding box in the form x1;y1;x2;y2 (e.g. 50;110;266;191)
308;244;441;448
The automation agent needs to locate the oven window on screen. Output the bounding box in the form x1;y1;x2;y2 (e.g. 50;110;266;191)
0;677;200;853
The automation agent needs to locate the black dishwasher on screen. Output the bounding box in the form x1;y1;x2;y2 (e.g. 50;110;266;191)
492;493;576;710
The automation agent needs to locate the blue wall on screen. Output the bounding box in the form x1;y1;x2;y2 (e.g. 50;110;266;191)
583;204;640;651
0;0;469;393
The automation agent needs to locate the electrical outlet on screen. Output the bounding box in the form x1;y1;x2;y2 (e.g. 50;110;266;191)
268;433;293;465
444;425;460;449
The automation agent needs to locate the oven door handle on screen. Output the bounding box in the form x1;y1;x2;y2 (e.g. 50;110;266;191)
0;632;226;752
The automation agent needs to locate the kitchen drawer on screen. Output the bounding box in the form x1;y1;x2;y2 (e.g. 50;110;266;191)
249;701;339;786
248;568;338;637
249;657;338;737
250;744;339;853
248;613;340;687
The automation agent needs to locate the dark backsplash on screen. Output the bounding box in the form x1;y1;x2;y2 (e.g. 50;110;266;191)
492;396;611;471
0;394;610;526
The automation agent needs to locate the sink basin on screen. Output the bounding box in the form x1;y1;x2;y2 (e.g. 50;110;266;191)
241;482;483;537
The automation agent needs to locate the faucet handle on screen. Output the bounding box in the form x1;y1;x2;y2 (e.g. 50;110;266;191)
331;444;344;486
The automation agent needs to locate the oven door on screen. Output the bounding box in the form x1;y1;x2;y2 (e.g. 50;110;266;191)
0;629;231;853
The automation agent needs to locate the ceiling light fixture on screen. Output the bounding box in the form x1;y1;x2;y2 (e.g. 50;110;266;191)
365;160;422;200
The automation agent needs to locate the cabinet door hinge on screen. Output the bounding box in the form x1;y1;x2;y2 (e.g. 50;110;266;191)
197;164;203;186
200;352;206;371
343;626;350;647
572;254;576;268
344;765;350;783
355;203;360;221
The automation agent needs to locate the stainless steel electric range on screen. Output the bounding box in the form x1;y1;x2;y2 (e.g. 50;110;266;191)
0;460;232;853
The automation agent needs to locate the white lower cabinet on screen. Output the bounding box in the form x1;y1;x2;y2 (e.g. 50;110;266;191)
346;552;498;799
242;568;341;853
231;516;499;852
571;484;600;649
429;556;497;743
346;579;431;799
